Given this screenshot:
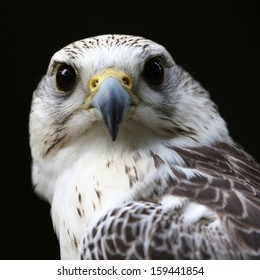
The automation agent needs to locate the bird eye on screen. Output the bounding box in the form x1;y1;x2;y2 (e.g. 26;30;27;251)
56;63;77;92
142;57;164;86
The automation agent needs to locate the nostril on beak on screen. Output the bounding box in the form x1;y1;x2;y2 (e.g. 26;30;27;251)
90;78;99;90
121;75;131;87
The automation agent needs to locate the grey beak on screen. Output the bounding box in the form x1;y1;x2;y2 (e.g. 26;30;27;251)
90;77;132;141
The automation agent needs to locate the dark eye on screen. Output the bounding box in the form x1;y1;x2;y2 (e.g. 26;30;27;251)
142;57;164;86
56;63;77;92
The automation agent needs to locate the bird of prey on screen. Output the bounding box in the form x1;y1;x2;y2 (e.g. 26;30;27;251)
29;34;260;260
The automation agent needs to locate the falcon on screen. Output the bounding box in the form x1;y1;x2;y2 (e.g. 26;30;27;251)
29;34;260;260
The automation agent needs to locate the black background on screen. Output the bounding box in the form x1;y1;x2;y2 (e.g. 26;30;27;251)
3;1;259;259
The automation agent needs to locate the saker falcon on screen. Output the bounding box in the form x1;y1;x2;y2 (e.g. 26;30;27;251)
29;34;260;259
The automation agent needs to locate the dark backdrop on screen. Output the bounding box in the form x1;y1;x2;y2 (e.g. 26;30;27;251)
3;1;259;259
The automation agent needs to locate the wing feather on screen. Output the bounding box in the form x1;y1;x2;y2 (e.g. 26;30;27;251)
80;201;243;259
80;142;260;259
168;143;260;257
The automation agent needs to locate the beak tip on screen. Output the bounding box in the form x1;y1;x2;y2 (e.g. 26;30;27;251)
107;122;119;141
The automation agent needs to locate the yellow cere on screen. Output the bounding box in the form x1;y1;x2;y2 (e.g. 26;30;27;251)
85;68;138;106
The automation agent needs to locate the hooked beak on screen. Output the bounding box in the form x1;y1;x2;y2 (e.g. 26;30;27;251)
87;69;136;141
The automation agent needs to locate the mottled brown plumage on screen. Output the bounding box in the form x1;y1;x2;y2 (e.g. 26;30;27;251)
81;143;260;260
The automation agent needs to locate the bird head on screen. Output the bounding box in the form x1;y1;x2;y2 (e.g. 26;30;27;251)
30;34;229;160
